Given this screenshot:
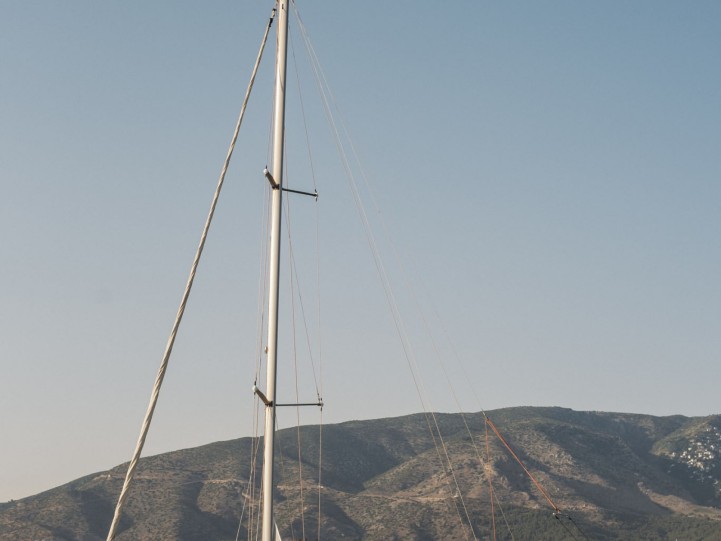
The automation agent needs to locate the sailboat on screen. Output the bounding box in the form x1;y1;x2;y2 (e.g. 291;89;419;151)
101;3;591;540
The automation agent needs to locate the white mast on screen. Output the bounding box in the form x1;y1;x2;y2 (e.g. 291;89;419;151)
261;1;289;541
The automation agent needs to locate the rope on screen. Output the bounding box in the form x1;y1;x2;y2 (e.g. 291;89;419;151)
284;16;326;537
485;417;593;538
284;193;309;541
291;9;326;536
393;255;497;538
292;5;579;541
485;417;559;512
286;209;321;396
292;6;477;539
105;11;276;540
235;399;264;541
485;422;497;540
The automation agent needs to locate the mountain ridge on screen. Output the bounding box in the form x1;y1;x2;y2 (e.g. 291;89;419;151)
2;407;721;540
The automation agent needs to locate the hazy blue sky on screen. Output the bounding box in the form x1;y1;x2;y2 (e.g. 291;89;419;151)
2;1;719;502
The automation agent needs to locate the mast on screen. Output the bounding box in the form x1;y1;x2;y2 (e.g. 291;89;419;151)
261;1;289;541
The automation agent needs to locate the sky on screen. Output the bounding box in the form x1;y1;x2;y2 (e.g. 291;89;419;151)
1;1;720;503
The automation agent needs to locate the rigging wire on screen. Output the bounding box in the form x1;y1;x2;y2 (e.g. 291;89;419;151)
105;10;276;541
254;161;272;383
292;15;477;541
235;429;264;541
484;423;497;541
249;111;273;541
374;231;507;539
412;290;540;539
284;202;322;397
290;4;592;541
553;511;592;541
483;422;516;541
247;10;326;539
561;514;593;541
247;173;272;541
314;44;579;538
292;11;481;539
485;416;593;539
485;417;559;512
287;27;322;400
393;267;518;539
289;6;327;538
245;49;275;541
274;419;295;540
283;174;309;541
291;5;479;539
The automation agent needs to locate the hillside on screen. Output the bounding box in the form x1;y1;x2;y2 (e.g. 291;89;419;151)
2;407;721;540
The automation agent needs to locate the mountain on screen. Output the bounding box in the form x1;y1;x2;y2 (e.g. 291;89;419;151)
2;407;721;540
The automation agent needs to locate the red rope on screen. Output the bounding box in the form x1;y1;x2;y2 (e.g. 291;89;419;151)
485;421;497;541
485;417;560;513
